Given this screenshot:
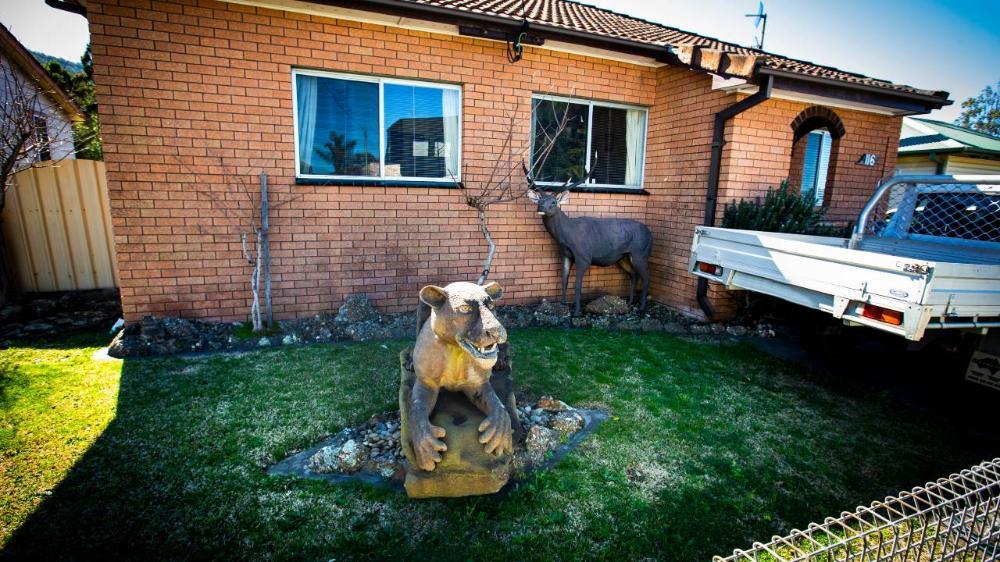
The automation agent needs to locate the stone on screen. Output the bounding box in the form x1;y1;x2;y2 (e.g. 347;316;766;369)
689;324;711;335
281;334;299;345
525;425;561;464
307;439;367;473
551;411;585;435
534;300;570;327
585;295;630;316
537;395;569;412
726;325;748;337
258;337;271;347
570;316;591;329
639;318;663;332
615;319;642;331
710;323;726;334
661;322;687;334
399;348;513;499
336;294;379;324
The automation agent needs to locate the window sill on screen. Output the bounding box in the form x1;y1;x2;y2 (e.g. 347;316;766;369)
535;185;650;195
295;178;458;188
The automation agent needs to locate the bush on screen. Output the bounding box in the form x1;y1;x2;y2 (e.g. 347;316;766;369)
722;181;839;235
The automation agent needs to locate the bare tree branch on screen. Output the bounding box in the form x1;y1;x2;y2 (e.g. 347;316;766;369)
454;97;574;284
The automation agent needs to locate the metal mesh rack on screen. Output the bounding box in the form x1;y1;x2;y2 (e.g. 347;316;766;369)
853;176;1000;246
714;458;1000;562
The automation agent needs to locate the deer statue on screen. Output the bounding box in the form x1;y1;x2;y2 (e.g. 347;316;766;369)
524;162;653;315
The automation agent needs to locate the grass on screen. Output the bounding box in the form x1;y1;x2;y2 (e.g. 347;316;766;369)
0;329;992;561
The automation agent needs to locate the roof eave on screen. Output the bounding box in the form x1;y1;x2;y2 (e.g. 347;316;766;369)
758;67;950;114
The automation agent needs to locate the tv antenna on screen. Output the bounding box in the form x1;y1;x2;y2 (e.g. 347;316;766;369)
745;1;768;49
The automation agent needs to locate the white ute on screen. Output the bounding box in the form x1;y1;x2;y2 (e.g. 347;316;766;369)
689;175;1000;343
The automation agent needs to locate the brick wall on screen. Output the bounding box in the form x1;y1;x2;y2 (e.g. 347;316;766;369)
87;0;903;323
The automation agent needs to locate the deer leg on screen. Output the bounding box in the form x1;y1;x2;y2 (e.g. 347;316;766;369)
634;257;650;312
573;260;589;316
618;258;636;305
561;255;571;305
629;269;639;306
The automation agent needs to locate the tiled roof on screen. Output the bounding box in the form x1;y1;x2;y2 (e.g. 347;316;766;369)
406;0;948;100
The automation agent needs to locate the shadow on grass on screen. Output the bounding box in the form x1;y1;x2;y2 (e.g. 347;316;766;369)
2;329;997;561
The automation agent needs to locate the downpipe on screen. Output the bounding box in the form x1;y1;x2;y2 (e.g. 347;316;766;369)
696;75;773;319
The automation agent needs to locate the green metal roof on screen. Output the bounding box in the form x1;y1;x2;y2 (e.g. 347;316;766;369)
900;117;1000;157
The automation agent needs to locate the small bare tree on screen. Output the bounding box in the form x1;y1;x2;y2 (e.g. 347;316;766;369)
452;99;574;284
165;154;303;333
0;59;82;304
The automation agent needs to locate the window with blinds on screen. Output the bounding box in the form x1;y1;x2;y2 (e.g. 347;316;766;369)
801;129;832;205
530;95;647;189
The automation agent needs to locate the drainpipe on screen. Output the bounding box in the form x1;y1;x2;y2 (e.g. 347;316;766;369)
696;74;773;319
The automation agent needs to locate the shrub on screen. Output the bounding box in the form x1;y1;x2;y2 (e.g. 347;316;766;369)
722;181;839;235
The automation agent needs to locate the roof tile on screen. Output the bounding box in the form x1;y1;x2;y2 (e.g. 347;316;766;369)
406;0;946;99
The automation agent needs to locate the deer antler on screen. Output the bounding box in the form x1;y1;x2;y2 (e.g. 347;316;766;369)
522;159;540;192
556;153;596;193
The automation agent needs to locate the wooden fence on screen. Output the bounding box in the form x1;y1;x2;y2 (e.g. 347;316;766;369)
2;159;118;292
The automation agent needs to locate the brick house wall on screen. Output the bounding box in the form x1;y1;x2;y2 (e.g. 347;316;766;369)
87;0;903;323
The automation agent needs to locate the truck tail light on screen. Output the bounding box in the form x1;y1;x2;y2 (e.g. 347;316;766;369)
697;262;722;276
862;304;903;326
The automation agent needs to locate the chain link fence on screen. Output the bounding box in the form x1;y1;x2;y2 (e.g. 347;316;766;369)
714;458;1000;562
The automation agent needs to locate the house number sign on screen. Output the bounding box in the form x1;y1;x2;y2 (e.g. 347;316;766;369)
858;153;878;167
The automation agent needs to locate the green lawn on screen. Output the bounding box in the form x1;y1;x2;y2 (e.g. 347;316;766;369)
0;329;991;561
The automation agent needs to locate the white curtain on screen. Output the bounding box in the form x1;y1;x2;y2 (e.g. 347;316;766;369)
441;89;460;178
297;75;318;174
625;109;645;186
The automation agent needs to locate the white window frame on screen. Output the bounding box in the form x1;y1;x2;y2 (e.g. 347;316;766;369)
292;68;463;182
530;93;648;190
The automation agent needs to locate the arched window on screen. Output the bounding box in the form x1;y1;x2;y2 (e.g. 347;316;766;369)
788;107;845;206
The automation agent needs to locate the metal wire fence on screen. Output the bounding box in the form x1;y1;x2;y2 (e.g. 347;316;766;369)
862;180;1000;244
714;458;1000;562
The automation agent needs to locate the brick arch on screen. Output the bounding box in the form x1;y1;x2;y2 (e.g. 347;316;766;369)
790;106;846;140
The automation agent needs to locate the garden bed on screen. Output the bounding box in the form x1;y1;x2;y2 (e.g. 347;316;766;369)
106;294;778;358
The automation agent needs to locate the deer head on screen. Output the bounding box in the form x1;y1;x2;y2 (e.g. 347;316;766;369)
523;159;593;217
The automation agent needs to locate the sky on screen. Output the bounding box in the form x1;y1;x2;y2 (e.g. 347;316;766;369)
1;0;998;122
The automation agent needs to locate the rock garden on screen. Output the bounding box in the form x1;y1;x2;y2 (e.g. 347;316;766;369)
104;293;778;358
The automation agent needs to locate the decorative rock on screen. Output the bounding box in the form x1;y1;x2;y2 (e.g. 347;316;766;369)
661;322;688;334
537;396;569;412
307;438;367;473
615;319;642;331
710;323;726;334
525;425;561;463
726;325;748;337
336;439;365;472
585;295;630;316
639;318;663;332
258;337;271;347
551;410;585;434
570;316;591;329
689;324;711;335
281;334;299;345
336;294;380;324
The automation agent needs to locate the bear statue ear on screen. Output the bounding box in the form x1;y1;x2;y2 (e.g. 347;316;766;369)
483;281;503;300
419;285;448;309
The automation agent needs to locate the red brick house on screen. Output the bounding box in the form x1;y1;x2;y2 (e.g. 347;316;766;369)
51;0;950;322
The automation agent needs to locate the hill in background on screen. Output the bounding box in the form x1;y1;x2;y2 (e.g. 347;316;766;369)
30;50;83;75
